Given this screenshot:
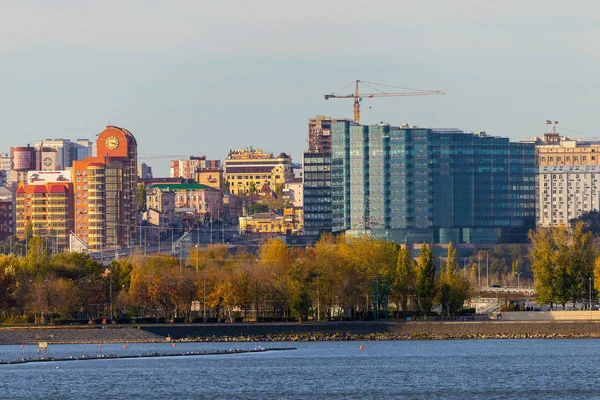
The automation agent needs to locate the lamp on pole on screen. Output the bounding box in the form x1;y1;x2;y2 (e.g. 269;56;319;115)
514;271;524;289
590;277;593;320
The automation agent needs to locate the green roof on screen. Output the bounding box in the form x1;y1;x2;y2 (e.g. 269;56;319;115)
149;183;217;191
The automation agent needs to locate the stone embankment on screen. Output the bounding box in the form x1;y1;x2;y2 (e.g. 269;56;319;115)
173;321;600;342
2;321;600;344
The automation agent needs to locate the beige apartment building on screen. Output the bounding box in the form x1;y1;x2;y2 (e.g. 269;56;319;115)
533;130;600;227
224;148;294;195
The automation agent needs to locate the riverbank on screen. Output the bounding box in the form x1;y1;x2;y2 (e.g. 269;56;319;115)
2;321;600;344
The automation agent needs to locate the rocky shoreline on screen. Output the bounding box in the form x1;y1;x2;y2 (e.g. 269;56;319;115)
182;331;600;342
2;321;600;344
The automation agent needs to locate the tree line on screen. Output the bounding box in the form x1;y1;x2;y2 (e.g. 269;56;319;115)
0;234;473;324
4;222;597;324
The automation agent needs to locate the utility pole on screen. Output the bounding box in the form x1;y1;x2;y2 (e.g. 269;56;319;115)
478;253;481;287
590;277;593;320
486;252;489;287
139;222;142;253
317;273;320;321
109;271;113;321
114;226;118;260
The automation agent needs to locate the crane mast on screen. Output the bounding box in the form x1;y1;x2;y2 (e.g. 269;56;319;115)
324;80;445;124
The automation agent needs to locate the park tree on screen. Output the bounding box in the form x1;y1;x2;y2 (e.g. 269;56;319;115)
50;252;104;280
529;222;596;308
257;238;293;315
311;234;346;319
171;268;199;322
415;243;436;315
570;210;600;235
0;261;16;319
26;277;79;323
392;246;414;313
568;221;597;303
438;242;470;316
137;183;147;212
290;288;312;322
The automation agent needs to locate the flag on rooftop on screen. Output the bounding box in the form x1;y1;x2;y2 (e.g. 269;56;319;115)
546;120;552;124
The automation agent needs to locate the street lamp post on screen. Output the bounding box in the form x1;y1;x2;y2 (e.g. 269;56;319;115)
514;271;524;289
374;273;379;321
590;277;593;320
203;268;207;322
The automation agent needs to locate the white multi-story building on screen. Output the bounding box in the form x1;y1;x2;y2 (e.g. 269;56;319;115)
34;138;93;170
0;153;10;186
533;129;600;227
170;156;221;180
537;165;600;227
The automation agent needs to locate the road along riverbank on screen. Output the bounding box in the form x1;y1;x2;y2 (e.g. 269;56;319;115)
2;321;600;344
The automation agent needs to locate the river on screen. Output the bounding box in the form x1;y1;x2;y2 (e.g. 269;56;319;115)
1;339;598;399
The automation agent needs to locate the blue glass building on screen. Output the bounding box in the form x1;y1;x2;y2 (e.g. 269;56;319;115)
331;121;535;244
302;152;332;237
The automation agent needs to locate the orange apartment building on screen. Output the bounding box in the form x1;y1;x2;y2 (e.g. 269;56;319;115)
15;181;73;250
71;126;138;251
14;126;138;253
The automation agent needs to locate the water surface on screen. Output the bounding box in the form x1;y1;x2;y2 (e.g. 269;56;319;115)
1;339;598;399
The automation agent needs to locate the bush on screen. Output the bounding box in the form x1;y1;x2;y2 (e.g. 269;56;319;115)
131;317;160;324
257;316;296;322
52;318;89;326
114;317;133;324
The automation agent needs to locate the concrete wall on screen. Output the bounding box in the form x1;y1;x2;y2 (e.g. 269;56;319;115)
499;311;600;321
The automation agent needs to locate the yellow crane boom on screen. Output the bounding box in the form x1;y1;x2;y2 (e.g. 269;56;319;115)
324;80;445;124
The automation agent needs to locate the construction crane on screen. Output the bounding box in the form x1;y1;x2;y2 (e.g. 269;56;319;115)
138;154;191;159
324;80;445;124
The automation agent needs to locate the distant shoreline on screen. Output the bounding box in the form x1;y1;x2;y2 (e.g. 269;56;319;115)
2;321;600;344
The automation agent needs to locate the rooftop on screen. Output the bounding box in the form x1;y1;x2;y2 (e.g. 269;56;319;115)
150;183;216;191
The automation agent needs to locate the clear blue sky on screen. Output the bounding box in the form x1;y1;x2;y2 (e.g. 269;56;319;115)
1;1;599;175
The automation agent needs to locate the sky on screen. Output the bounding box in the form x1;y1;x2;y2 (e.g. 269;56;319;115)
1;0;600;175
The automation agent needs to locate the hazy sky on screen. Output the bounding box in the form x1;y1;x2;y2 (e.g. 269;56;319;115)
1;1;599;174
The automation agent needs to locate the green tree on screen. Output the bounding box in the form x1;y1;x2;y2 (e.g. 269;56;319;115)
137;183;147;212
529;222;596;309
393;246;414;313
290;288;312;322
415;243;436;315
570;210;600;235
0;262;16;320
248;202;269;214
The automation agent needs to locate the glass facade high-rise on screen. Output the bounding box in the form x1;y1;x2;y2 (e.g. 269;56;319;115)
331;122;535;244
302;152;332;237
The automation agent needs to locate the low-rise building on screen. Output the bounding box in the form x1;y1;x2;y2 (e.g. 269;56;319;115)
171;156;221;180
146;186;175;225
195;168;223;191
149;182;222;222
0;187;13;240
283;178;303;208
239;212;285;234
224;148;294;195
239;208;302;235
